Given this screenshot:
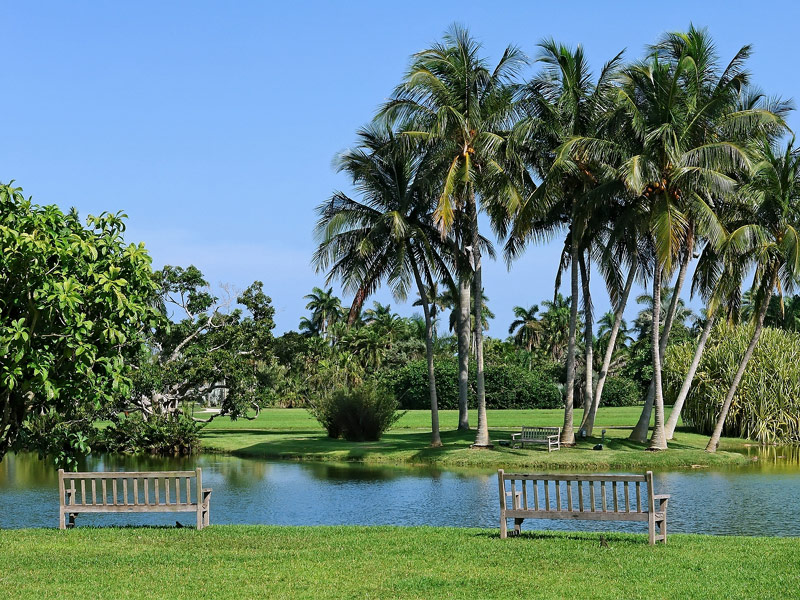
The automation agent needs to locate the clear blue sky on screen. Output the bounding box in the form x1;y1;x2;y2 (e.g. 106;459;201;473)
4;1;800;334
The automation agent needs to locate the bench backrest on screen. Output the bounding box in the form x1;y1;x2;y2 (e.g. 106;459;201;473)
520;426;560;440
58;469;203;508
498;470;655;515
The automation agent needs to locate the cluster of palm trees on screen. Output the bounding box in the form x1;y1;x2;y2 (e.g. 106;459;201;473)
313;24;800;452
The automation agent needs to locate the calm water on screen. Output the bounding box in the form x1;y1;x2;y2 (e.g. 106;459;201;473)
1;450;799;536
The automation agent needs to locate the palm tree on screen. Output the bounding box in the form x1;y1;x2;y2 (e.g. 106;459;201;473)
706;139;800;452
567;27;785;449
303;287;342;339
538;293;573;361
508;305;542;354
632;286;694;341
507;39;624;445
380;25;528;447
313;126;454;447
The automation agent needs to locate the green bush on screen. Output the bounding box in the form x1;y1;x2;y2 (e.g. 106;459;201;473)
309;383;402;441
95;413;203;455
599;376;640;407
666;324;800;444
383;360;562;410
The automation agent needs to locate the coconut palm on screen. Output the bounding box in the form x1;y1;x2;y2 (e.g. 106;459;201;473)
706;138;800;452
507;39;624;445
379;25;528;447
565;27;785;448
313;126;455;447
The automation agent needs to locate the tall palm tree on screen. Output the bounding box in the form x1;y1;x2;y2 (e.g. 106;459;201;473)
507;40;624;445
707;139;800;451
303;287;342;339
567;27;784;449
380;25;528;447
313;126;454;447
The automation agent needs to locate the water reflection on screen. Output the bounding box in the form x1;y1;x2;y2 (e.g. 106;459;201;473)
1;452;798;536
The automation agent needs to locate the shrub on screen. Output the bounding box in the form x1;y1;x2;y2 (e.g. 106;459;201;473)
599;376;640;407
383;360;562;410
95;413;203;455
309;383;402;442
666;324;800;444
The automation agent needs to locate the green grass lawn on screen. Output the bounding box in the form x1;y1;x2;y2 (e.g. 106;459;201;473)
199;408;751;470
0;526;795;599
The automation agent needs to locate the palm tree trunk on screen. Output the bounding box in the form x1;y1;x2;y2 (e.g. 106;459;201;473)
630;241;692;442
410;253;442;447
457;276;471;431
648;267;668;450
579;252;593;433
581;257;638;436
706;285;772;452
561;234;580;446
665;312;715;439
470;191;491;448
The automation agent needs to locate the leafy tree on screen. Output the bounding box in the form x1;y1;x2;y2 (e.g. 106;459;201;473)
0;183;160;465
130;266;276;424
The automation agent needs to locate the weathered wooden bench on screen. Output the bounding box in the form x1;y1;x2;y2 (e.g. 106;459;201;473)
58;468;211;530
511;426;561;451
497;470;669;545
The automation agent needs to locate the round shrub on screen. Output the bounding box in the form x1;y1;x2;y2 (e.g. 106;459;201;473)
599;376;640;407
667;324;800;444
483;364;562;409
309;383;402;442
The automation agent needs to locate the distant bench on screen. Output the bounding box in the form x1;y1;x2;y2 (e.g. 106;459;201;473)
497;469;669;545
58;468;211;530
511;426;561;452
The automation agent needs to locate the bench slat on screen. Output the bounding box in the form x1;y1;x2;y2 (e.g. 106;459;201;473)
502;473;646;482
504;509;650;522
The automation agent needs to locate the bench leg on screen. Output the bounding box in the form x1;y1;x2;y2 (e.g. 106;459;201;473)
59;510;65;530
648;514;656;545
500;516;507;539
658;515;667;544
513;518;524;536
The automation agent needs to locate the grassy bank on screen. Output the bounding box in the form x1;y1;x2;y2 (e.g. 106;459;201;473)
0;526;795;599
199;408;751;470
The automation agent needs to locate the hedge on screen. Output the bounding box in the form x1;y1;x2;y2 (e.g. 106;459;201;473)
383;360;562;410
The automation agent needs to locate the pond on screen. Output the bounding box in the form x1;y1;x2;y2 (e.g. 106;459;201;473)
1;449;799;536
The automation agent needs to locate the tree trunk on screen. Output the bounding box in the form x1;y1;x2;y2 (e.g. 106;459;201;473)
410;253;442;447
706;287;772;452
470;193;491;448
665;312;715;439
630;240;692;442
648;267;668;450
581;257;637;436
579;252;593;435
457;276;471;431
561;233;580;446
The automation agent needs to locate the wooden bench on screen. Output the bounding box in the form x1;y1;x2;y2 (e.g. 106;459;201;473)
58;468;211;530
497;470;669;545
511;426;561;451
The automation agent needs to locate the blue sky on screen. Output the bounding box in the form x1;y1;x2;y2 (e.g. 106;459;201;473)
4;1;800;334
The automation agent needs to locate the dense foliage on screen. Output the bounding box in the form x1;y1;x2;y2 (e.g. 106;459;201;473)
0;184;160;463
384;360;561;410
96;412;203;455
667;325;800;443
599;376;640;407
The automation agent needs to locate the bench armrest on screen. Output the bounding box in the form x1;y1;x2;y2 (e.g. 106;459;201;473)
547;435;559;441
511;433;521;440
653;494;670;500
